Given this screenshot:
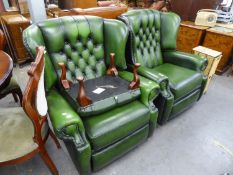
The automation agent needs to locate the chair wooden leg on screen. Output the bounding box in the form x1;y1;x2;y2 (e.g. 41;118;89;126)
49;129;61;149
11;87;23;105
12;93;18;102
40;147;59;175
15;87;23;106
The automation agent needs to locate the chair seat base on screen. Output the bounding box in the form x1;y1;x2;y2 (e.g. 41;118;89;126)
64;75;140;117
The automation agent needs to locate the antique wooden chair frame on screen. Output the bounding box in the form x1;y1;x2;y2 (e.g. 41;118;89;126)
0;47;61;175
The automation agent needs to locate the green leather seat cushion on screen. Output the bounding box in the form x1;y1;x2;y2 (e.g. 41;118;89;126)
153;63;203;100
83;100;150;152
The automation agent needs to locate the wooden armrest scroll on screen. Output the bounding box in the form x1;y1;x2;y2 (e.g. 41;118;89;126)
58;63;71;89
129;63;140;90
76;77;92;107
107;53;118;76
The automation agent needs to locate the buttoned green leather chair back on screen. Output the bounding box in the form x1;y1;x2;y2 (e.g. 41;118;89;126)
23;16;160;175
119;9;207;124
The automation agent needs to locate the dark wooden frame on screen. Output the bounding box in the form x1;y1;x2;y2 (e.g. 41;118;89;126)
0;29;22;104
0;47;61;175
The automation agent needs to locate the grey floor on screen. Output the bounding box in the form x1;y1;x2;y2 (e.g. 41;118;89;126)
0;65;233;175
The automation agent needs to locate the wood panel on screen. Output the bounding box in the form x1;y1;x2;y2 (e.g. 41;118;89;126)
203;29;233;75
177;21;209;53
58;0;97;9
1;14;30;64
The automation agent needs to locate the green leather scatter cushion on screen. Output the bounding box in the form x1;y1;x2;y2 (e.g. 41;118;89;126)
83;101;150;151
37;16;106;82
63;75;140;117
153;63;203;100
92;125;149;171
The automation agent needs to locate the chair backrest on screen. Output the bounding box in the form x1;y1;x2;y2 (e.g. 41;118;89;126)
22;46;47;142
37;16;107;82
119;9;163;68
119;9;180;68
24;16;129;91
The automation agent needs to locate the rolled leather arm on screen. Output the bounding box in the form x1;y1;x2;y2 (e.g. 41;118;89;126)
47;90;92;174
163;51;208;72
136;66;171;98
47;90;87;142
119;70;160;107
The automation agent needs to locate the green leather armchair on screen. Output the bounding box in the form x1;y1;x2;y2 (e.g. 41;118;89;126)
119;9;207;124
23;16;159;175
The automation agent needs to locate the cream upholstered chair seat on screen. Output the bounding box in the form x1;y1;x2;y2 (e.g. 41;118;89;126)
0;107;48;162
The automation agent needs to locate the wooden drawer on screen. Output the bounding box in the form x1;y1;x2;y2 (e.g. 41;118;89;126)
177;21;209;53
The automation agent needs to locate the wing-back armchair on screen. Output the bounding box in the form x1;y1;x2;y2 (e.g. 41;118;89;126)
119;9;207;124
23;16;159;175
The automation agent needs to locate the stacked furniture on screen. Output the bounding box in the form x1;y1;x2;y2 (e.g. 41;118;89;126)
119;9;207;124
23;15;159;175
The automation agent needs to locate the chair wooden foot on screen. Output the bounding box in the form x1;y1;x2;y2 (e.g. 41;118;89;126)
11;87;23;105
12;93;18;102
15;87;23;105
40;147;59;175
49;130;61;149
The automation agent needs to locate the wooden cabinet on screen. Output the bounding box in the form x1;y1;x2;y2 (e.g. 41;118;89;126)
1;14;30;64
177;21;209;53
193;46;222;93
202;28;233;75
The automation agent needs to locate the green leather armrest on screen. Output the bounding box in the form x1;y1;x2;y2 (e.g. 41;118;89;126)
134;66;171;98
163;51;208;72
47;90;92;175
47;90;86;140
119;71;160;107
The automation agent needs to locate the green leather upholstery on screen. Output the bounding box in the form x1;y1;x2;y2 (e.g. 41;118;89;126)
153;63;203;100
119;9;207;124
23;16;159;175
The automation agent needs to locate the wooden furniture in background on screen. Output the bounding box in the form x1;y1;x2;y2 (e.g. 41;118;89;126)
193;46;222;93
0;47;61;175
61;6;128;19
1;14;31;64
0;50;13;90
202;28;233;75
58;0;97;9
0;50;22;104
177;21;209;53
0;29;22;104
